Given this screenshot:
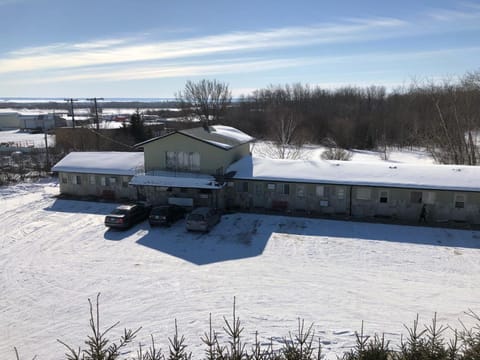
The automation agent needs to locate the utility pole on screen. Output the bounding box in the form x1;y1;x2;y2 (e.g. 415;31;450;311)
86;97;104;130
44;112;50;171
64;98;79;129
87;97;104;150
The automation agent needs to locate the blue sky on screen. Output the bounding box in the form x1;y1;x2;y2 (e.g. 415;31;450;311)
1;0;479;98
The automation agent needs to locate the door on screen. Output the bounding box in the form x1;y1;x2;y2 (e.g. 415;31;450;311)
253;183;265;208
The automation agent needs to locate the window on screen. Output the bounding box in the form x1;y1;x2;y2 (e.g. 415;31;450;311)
316;185;325;197
410;191;422;203
61;174;68;184
356;187;371;200
267;183;276;191
122;176;130;188
454;194;465;208
89;175;96;185
72;175;81;185
424;191;436;205
379;190;388;203
109;177;117;185
166;151;200;171
255;183;263;195
337;187;346;200
296;185;305;198
236;181;249;193
100;177;107;186
282;184;290;195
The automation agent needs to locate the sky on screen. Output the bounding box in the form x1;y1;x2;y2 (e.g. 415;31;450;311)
0;0;479;98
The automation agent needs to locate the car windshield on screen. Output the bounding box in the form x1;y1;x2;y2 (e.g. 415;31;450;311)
111;209;129;215
187;214;204;221
151;207;168;215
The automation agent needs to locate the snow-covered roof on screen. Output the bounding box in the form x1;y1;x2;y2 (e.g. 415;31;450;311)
130;171;223;189
227;156;480;192
136;125;255;150
52;152;144;176
206;125;254;143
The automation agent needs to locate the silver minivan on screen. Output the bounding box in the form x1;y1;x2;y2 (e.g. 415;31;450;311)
185;207;221;232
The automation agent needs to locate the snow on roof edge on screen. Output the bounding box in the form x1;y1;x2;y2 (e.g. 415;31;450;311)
231;174;480;192
227;156;480;192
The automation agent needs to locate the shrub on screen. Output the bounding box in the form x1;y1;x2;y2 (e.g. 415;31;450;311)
341;322;391;360
15;295;480;360
57;293;141;360
321;147;352;161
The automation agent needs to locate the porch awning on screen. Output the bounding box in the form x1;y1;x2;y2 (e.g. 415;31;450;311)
129;173;224;189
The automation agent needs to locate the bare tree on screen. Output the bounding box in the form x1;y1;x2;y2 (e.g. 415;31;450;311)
250;84;311;159
268;109;306;159
175;79;232;126
421;74;480;165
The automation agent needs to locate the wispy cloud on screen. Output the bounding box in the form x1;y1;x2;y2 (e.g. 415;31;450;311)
14;58;314;84
1;4;479;93
428;2;480;21
0;17;406;74
11;46;480;86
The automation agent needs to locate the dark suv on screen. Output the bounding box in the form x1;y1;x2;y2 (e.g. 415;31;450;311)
105;203;151;229
149;204;186;227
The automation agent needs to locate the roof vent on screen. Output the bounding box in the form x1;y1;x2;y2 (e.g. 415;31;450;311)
389;166;397;169
452;168;462;172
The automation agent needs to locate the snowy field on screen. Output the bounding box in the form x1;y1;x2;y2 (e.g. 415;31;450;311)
0;129;55;148
1;180;479;359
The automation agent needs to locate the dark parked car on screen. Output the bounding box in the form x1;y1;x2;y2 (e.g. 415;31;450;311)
149;204;186;227
185;207;221;232
105;203;151;229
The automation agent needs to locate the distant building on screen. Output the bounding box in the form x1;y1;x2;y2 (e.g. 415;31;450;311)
0;112;20;129
19;113;66;132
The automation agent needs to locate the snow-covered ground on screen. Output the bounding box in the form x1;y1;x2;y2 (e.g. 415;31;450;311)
1;180;479;359
251;142;435;164
0;129;55;148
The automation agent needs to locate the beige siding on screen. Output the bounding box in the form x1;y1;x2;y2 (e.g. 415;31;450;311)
143;133;249;174
58;172;137;200
228;180;480;224
350;186;480;223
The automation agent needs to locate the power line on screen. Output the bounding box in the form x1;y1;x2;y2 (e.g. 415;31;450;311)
64;98;79;129
86;97;104;150
86;97;104;130
86;127;135;150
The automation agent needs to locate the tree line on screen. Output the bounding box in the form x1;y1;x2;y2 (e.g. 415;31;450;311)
176;71;480;164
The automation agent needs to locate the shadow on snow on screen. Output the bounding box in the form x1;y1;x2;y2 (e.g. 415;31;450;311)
44;198;117;215
44;198;480;265
135;213;480;265
135;213;270;265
